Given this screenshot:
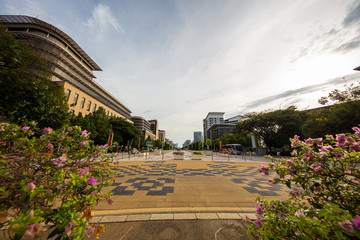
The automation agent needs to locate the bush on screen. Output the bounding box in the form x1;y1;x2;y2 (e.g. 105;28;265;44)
173;151;184;155
247;127;360;239
0;122;116;239
192;151;203;155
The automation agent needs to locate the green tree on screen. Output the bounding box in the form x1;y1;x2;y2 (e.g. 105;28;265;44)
205;139;213;150
153;139;162;149
212;139;220;151
109;116;140;147
0;25;70;129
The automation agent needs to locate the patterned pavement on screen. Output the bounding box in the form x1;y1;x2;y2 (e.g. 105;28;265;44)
95;153;290;215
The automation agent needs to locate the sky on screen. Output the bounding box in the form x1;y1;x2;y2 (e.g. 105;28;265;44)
1;0;360;145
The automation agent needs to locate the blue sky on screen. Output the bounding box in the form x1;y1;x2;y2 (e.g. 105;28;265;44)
2;0;360;145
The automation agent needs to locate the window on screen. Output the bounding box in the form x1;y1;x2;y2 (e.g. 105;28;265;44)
93;103;97;112
107;111;109;116
73;93;79;106
87;100;92;111
70;109;75;115
65;89;71;102
80;97;85;109
111;113;113;117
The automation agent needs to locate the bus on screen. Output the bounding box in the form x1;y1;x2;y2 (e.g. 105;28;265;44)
222;144;244;155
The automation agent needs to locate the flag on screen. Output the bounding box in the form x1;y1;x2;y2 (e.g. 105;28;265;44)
107;132;114;147
220;141;222;151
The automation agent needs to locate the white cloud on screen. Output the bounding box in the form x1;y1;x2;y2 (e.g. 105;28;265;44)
85;4;124;40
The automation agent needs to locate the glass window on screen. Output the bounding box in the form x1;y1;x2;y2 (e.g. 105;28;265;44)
65;89;71;102
73;93;79;106
87;100;91;111
93;103;97;112
107;110;109;116
80;97;85;109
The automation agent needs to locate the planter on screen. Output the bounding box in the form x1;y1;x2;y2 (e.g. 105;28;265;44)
191;154;202;160
205;151;213;156
154;150;162;155
174;155;184;160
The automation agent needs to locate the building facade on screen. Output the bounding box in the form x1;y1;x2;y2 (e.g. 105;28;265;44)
0;15;132;120
183;140;192;148
206;123;236;140
149;120;159;140
203;112;224;140
193;131;203;143
158;130;166;143
130;116;156;140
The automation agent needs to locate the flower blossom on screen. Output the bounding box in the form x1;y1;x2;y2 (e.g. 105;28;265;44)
114;160;120;165
80;130;91;138
286;159;295;165
254;219;263;227
336;134;347;148
65;222;77;237
80;140;90;147
21;125;30;132
26;182;36;191
26;223;42;237
47;143;54;150
242;214;250;223
339;219;354;233
314;186;323;193
28;210;34;218
305;138;314;146
87;177;98;185
79;168;89;176
310;164;323;174
85;225;94;238
291;190;301;198
269;204;277;210
256;206;263;215
352;215;360;230
352;126;360;139
53;156;67;166
107;198;114;205
67;127;73;131
294;210;305;218
42;127;52;135
258;164;269;175
268;179;277;185
0;126;4;131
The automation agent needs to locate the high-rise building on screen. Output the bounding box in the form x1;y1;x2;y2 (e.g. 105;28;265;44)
193;131;203;143
183;140;192;148
148;120;159;140
203;112;224;140
0;15;131;120
130;116;155;140
158;130;166;143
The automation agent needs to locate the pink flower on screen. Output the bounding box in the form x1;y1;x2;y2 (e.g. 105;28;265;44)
56;184;64;190
47;143;54;150
336;134;347;148
65;222;77;237
314;186;323;193
291;150;298;156
87;177;98;185
352;215;360;230
339;220;354;233
53;156;67;166
286;159;294;165
114;160;120;165
288;167;296;174
256;206;263;215
0;126;4;131
26;182;36;191
26;223;42;237
350;143;360;152
80;130;91;138
277;211;285;219
269;204;277;210
242;214;250;223
268;179;277;185
310;164;323;174
345;170;352;174
294;210;305;218
325;134;334;140
80;140;89;147
254;219;263;227
42;127;52;135
79;168;89;176
107;198;114;205
291;190;301;198
67;127;73;131
85;225;94;238
21;125;30;132
258;165;269;175
305;138;314;146
320;145;333;152
114;152;121;158
293;135;300;140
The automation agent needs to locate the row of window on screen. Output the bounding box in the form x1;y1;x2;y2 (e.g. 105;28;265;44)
65;89;118;117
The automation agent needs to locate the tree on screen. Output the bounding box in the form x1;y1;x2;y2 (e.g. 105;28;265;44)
212;139;220;151
109;116;140;147
0;25;70;129
205;139;212;150
153;139;162;149
318;82;360;105
236;106;308;151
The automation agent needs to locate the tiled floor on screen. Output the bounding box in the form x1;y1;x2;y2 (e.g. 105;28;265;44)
95;155;290;215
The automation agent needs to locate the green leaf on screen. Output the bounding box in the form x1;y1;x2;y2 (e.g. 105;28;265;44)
287;216;299;222
286;180;291;189
334;230;344;240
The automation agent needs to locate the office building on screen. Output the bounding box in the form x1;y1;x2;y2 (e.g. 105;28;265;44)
203;112;224;140
158;130;166;143
193;131;203;143
130;116;155;140
149;120;159;140
0;15;131;120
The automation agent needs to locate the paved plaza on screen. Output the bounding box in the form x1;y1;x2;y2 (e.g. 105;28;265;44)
95;151;289;216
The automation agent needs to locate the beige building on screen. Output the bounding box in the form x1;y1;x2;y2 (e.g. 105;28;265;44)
0;15;132;120
130;116;156;140
158;130;166;143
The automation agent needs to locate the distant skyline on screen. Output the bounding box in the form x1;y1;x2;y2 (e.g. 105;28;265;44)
1;0;360;145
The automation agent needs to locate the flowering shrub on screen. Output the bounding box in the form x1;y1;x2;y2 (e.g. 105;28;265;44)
173;151;184;155
0;122;116;239
192;151;203;155
248;127;360;239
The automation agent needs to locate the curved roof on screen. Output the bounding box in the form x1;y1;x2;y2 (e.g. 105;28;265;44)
0;15;101;71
